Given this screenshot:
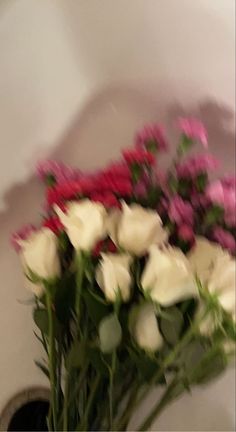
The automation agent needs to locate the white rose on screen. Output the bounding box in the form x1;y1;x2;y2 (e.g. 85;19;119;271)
96;253;132;302
188;237;235;334
141;245;197;306
130;303;163;352
188;236;225;283
108;202;168;256
208;254;235;317
55;199;107;251
20;227;60;282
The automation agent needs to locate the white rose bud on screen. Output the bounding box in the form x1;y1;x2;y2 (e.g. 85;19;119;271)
130;303;163;352
141;245;197;306
108;202;168;256
96;253;132;302
20;228;60;291
55;199;107;251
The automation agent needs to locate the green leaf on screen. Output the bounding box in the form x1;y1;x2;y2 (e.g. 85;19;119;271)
83;288;109;326
33;308;49;334
160;307;184;345
204;205;224;226
177;135;193;157
99;313;122;353
65;340;86;369
34;360;49;379
45;174;56;187
196;173;208;192
131;164;143;183
26;268;42;284
189;347;227;384
222;316;236;341
177;340;207;370
146;140;158;153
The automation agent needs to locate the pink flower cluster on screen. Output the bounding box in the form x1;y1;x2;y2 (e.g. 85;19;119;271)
177;117;208;148
169;196;194;226
135;124;168;152
212;227;236;254
176;154;219;179
11;117;235;257
37;160;81;184
206;179;236;226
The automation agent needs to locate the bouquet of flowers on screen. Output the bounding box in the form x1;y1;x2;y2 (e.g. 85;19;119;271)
12;118;235;431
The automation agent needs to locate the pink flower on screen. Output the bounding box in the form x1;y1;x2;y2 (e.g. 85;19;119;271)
176;154;219;178
11;224;37;252
206;180;236;226
221;175;236;188
178;224;195;244
212;227;236;254
169;196;194;226
177;117;208;148
36;160;81;184
134;180;147;197
122;149;155;166
191;190;209;208
135;124;168;152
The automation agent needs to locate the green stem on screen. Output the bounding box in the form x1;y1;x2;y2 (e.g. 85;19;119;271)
109;351;116;430
140;308;209;402
138;377;182;431
116;382;140;431
75;252;84;331
138;343;223;431
62;372;69;431
79;374;100;431
46;291;57;431
120;309;209;428
56;338;62;414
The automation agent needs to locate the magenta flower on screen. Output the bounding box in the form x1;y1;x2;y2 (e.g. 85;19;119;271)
169;196;194;226
176;154;219;179
212;227;236;254
177;117;208;148
178;224;195;244
36;160;81;184
191;190;209;208
206;180;236;226
135;124;168;152
11;224;37;252
134;180;147;197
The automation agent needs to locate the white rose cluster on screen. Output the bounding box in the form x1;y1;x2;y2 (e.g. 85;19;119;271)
19;200;235;352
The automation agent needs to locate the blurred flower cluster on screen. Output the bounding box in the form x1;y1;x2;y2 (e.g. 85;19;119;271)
12;117;235;431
